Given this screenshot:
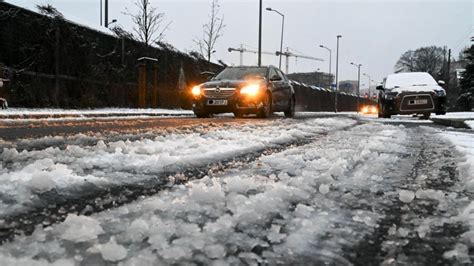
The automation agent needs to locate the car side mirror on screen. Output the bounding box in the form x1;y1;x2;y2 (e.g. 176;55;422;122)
438;80;445;86
201;71;215;81
270;74;282;81
376;85;384;91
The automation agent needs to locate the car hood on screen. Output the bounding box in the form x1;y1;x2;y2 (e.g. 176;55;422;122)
391;84;445;94
200;79;265;89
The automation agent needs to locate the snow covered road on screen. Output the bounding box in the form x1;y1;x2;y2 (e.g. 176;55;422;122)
0;115;473;265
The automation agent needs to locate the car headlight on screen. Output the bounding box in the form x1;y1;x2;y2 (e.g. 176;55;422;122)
435;90;446;96
240;84;260;96
191;86;202;96
370;106;378;113
361;106;369;113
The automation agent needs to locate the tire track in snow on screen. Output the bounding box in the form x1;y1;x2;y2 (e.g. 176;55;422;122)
0;121;361;244
348;127;472;265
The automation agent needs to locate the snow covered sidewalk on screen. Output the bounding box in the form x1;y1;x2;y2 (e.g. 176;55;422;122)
432;112;474;129
0;108;194;120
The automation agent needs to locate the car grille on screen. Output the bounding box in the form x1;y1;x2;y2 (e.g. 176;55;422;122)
203;88;236;99
400;94;434;111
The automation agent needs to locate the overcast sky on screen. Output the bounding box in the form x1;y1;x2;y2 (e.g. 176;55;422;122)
5;0;473;86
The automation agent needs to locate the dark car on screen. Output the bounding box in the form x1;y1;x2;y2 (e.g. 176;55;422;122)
191;66;295;118
376;72;446;119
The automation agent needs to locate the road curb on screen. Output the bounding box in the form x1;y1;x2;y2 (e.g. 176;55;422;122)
430;117;473;129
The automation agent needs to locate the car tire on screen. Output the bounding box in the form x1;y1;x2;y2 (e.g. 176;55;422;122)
257;92;272;118
233;111;244;118
195;112;210;118
284;96;295;118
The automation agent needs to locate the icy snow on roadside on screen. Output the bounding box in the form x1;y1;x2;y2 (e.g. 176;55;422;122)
0;108;193;116
0;122;414;264
441;131;474;255
0;118;353;217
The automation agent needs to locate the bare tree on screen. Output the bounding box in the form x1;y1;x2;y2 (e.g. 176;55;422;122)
395;46;445;76
194;0;225;63
125;0;170;46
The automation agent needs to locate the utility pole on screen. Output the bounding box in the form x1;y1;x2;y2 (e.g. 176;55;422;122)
335;35;342;113
105;0;109;27
447;48;451;91
258;0;262;66
100;0;102;26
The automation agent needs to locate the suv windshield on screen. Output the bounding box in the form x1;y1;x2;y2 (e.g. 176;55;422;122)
213;67;267;80
385;72;437;89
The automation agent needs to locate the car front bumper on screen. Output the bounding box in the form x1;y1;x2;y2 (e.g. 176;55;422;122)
381;93;446;115
192;93;265;114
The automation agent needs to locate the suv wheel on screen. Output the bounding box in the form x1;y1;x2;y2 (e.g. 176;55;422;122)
421;113;431;120
257;92;272;118
284;96;295;118
380;104;391;118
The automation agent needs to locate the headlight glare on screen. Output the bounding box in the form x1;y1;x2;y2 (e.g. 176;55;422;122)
191;86;201;96
240;84;260;96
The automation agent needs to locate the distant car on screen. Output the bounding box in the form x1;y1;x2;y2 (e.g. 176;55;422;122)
191;66;295;118
361;105;378;115
376;72;446;119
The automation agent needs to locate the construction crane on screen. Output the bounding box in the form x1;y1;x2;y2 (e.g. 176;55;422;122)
228;44;276;66
276;47;324;74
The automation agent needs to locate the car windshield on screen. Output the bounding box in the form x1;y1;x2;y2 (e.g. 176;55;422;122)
213;67;267;80
385;72;437;89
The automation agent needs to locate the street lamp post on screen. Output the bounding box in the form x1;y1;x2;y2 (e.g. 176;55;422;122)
363;73;371;99
335;35;342;113
266;7;285;70
319;44;332;90
351;62;362;113
258;0;262;67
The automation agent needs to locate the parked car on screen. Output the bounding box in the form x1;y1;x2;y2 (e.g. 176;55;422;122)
376;72;446;119
190;66;295;118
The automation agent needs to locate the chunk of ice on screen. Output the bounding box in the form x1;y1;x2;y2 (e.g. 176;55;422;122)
399;190;415;203
60;214;104;242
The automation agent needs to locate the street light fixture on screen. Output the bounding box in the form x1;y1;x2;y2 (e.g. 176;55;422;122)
319;44;332;89
351;62;362;113
335;35;342;113
266;7;285;70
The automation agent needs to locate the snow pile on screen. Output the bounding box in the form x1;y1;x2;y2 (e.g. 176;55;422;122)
0;118;353;217
0;122;412;264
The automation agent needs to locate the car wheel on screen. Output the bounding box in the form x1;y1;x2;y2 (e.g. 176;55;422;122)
194;112;210;118
257;92;272;118
284;96;295;118
233;111;244;118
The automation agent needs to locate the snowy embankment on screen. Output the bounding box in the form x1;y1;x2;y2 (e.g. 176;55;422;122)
0;121;415;265
0;118;353;217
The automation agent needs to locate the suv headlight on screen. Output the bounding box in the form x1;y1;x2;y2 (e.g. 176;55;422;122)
384;91;398;100
435;89;446;97
240;84;260;96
